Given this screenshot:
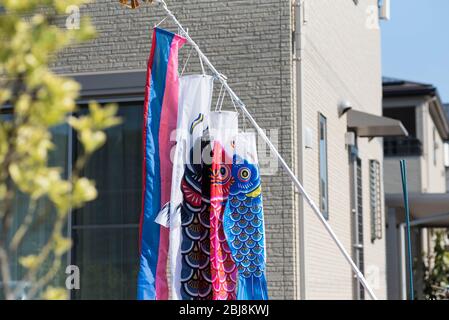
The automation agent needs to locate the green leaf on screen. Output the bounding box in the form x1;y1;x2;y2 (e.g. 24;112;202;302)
54;235;72;256
19;255;39;270
72;177;98;206
42;287;68;300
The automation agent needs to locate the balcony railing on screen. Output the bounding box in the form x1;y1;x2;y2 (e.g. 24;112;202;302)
384;137;423;157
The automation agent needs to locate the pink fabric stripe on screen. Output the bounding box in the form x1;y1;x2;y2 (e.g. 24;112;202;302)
155;34;186;300
210;142;237;300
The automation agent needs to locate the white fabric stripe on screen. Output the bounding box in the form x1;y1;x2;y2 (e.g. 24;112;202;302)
209;111;238;154
169;74;214;300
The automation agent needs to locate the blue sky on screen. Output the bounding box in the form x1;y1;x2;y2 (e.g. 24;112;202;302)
381;0;449;102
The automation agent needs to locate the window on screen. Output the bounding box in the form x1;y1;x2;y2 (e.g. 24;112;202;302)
1;71;147;299
383;107;421;157
433;127;437;166
369;160;382;242
2;101;143;300
1;120;69;299
71;102;142;299
383;107;416;137
355;158;365;300
319;114;329;219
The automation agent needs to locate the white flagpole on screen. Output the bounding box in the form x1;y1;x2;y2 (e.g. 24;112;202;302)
151;0;378;300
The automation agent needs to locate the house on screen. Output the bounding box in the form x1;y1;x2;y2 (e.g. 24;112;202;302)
6;0;402;299
382;77;449;300
444;103;449;191
292;0;406;300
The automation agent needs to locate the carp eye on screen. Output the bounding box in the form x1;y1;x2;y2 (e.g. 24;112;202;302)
238;167;251;182
218;165;231;183
220;166;228;177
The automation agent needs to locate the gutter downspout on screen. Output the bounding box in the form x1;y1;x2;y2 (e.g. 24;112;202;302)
429;96;449;141
294;0;306;300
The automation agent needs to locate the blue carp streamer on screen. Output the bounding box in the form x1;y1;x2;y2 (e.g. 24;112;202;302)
223;155;268;300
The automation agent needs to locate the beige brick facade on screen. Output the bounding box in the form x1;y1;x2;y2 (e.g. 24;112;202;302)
298;0;386;299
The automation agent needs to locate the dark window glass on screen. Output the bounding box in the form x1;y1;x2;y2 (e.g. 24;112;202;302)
73;103;142;226
71;227;139;299
383;107;422;157
71;102;142;300
0;115;69;299
319;114;329;219
383;107;416;137
2;101;142;300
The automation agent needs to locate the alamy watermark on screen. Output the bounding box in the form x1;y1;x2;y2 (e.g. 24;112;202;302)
168;128;280;176
365;5;380;30
365;264;381;290
65;5;80;30
65;265;80;290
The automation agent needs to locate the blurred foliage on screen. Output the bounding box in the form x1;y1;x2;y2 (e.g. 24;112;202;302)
423;230;449;300
0;0;121;300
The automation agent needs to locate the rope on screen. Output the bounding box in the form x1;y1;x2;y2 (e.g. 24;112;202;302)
198;54;206;76
180;47;194;77
180;47;206;77
230;93;245;131
214;82;224;112
154;15;168;28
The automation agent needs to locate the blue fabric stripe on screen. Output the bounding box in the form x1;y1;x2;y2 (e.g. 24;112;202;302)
137;28;175;300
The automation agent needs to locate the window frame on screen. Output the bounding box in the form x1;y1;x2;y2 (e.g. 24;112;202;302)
68;71;146;299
